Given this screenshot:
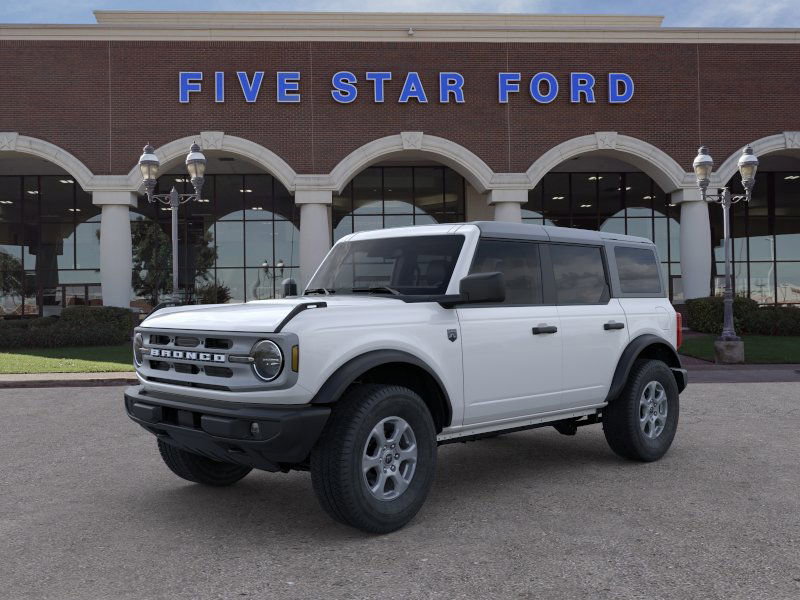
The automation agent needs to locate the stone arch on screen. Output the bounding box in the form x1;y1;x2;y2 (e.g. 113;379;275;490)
328;132;496;194
123;131;298;192
0;132;95;190
713;131;800;186
526;132;691;193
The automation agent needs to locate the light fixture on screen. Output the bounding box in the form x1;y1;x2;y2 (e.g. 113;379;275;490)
185;142;207;185
251;206;263;211
783;175;800;180
138;143;160;193
59;179;74;184
692;146;714;198
67;208;81;212
626;186;632;191
26;190;39;195
0;200;12;205
174;178;187;183
588;176;604;181
580;204;592;208
240;189;253;193
643;195;653;200
737;145;759;192
551;195;565;200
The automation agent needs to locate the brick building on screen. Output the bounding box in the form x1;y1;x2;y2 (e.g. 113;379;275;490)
1;11;799;314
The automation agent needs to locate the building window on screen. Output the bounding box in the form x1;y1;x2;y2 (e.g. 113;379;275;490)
130;173;298;312
714;171;800;305
523;172;681;302
0;175;100;317
333;166;466;242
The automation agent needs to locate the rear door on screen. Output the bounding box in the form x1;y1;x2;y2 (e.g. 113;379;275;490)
547;243;629;407
458;239;563;426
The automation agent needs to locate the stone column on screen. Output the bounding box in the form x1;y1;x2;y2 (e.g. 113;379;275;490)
487;188;528;222
673;188;712;300
94;191;137;308
296;189;333;289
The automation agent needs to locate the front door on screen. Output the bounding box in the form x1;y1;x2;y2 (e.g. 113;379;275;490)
458;239;563;426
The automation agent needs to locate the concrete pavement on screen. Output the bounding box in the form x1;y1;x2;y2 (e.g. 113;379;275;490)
0;383;798;599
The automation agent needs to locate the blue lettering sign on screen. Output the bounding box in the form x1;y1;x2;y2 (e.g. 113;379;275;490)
366;72;392;103
237;71;264;103
331;71;358;103
498;73;521;103
277;71;301;103
399;72;428;103
570;72;596;103
530;72;558;104
608;73;634;104
214;71;224;103
439;72;465;103
179;71;203;103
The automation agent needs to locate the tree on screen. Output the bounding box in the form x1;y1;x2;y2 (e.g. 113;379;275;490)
131;217;218;306
0;251;25;304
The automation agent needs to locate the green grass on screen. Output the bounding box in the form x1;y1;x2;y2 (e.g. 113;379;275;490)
0;344;134;374
680;335;800;364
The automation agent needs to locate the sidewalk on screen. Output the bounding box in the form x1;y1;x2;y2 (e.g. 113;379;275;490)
1;360;798;389
0;372;137;389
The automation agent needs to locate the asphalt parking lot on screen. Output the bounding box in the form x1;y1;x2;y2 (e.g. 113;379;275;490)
1;384;798;600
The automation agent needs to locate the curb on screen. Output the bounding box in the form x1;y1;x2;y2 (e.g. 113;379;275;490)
0;374;137;389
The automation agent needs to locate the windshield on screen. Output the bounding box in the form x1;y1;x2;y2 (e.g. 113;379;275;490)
307;234;465;296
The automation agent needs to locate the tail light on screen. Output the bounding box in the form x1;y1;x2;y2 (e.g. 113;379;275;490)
675;312;683;349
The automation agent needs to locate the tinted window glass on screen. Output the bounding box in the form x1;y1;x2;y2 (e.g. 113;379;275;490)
615;246;662;294
469;240;543;305
551;244;607;304
308;235;464;295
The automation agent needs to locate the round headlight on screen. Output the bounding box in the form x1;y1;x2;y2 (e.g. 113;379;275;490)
133;333;144;367
251;340;283;382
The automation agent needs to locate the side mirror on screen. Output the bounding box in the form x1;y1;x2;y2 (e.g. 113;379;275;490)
282;278;298;297
459;272;505;304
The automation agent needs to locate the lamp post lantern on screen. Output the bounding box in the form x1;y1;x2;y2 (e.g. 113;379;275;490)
138;142;206;304
692;144;759;362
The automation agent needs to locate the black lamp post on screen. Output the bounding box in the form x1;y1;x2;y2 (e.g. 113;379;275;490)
138;142;206;303
692;145;759;355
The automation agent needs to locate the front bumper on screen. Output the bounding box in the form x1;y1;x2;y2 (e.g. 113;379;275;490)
124;385;330;472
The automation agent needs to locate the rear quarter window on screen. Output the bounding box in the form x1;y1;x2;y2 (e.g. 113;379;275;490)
614;246;662;294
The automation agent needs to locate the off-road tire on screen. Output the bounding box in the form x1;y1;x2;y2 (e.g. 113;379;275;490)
602;359;679;462
310;384;438;534
157;439;252;486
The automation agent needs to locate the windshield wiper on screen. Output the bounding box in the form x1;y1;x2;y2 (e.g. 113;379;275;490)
351;286;401;296
305;288;335;296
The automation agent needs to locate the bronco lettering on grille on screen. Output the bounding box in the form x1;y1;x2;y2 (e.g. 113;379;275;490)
149;348;226;362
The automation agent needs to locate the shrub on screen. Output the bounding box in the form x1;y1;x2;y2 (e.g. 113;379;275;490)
685;296;800;336
196;282;232;305
0;306;136;349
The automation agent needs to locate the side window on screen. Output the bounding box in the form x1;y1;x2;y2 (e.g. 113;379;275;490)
469;239;543;304
550;244;608;304
615;246;662;294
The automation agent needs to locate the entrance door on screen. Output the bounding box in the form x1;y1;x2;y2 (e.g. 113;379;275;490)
458;239;563;426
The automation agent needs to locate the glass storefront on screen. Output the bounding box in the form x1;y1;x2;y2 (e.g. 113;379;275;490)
714;171;800;305
130;173;298;311
0;176;101;317
333;166;466;242
523;172;682;301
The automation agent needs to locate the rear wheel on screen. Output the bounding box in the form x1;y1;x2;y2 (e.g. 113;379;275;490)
602;359;679;462
157;439;252;486
311;384;438;534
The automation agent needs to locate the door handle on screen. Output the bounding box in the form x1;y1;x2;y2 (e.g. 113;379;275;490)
532;325;558;335
604;321;625;330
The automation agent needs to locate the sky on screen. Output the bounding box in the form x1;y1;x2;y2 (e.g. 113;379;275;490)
1;0;799;27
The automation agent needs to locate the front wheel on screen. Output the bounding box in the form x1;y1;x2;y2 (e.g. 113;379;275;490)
157;439;252;486
311;384;438;534
602;359;680;462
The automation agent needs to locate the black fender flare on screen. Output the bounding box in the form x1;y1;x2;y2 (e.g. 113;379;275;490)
309;349;453;427
605;334;687;403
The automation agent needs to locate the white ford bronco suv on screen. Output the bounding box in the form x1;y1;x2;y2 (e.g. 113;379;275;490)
125;221;687;533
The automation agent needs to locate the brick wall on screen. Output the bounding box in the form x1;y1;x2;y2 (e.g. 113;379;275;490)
1;39;798;177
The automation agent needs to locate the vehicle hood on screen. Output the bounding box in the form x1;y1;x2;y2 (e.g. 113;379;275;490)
139;296;400;333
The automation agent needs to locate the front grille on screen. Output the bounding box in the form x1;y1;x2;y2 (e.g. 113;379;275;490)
205;337;233;349
135;327;290;392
